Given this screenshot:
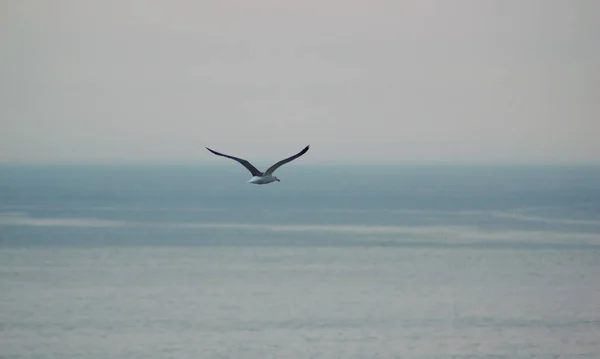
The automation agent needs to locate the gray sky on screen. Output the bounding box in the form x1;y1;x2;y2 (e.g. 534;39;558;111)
1;0;598;164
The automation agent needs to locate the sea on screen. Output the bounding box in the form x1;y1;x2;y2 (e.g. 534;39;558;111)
1;164;599;359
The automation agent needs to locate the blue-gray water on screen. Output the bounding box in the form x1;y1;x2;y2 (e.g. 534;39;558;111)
1;165;599;358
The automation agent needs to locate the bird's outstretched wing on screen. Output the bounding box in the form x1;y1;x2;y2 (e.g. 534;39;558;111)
264;145;310;175
206;147;263;176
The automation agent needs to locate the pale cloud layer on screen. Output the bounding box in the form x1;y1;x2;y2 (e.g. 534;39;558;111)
1;0;598;164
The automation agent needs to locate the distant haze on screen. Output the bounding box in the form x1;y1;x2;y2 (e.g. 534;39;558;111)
1;0;598;165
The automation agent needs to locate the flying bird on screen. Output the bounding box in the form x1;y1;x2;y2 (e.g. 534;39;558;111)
206;145;310;184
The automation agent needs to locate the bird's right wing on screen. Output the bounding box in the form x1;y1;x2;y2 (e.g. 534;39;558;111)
264;145;310;175
206;147;263;176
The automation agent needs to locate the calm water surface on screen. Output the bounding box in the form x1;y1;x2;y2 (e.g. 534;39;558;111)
1;165;599;358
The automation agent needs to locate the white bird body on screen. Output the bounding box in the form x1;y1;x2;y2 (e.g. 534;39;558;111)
247;175;279;184
206;145;309;185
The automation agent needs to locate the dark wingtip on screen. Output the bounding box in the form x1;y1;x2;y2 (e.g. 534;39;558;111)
206;147;223;157
298;145;309;155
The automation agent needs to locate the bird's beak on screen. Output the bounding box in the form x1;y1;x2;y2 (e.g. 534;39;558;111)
276;178;280;182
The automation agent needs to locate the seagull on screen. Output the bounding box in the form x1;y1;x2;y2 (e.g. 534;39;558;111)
206;145;310;184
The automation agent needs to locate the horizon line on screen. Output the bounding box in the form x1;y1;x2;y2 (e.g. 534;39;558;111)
0;160;599;168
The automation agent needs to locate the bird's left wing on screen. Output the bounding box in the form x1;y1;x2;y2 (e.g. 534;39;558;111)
206;147;263;176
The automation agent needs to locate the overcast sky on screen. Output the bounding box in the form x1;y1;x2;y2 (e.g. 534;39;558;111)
1;0;598;164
